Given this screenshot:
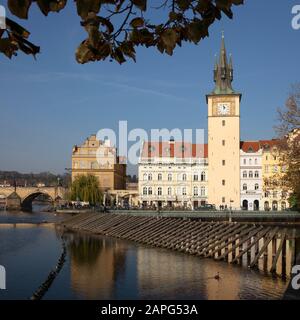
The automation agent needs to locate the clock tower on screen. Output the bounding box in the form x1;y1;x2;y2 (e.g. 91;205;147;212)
206;34;241;209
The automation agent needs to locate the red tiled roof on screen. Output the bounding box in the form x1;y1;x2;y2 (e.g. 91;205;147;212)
141;142;208;159
142;139;281;159
240;141;260;153
259;139;280;150
240;139;281;152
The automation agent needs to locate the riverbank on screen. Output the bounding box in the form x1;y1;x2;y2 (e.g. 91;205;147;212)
61;212;298;278
0;210;292;300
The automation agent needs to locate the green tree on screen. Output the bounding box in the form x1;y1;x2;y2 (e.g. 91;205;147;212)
71;174;102;205
275;84;300;210
1;0;244;64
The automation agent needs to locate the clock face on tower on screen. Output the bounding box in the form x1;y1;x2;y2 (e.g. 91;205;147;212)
217;103;230;115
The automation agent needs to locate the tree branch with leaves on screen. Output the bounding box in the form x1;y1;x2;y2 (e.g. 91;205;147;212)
274;84;300;210
1;0;244;64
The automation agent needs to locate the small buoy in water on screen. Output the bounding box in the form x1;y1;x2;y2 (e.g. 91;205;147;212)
214;272;220;280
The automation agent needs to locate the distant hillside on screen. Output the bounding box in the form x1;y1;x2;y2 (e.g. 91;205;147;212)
0;171;70;187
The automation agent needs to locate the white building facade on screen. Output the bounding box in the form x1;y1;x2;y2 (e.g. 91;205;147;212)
138;141;208;209
240;142;263;211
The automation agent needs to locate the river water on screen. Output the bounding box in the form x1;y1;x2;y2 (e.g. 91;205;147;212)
0;207;293;300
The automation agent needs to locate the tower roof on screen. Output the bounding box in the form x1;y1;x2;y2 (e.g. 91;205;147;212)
211;33;236;95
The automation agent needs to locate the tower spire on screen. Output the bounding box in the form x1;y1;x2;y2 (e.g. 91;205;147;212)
211;32;235;95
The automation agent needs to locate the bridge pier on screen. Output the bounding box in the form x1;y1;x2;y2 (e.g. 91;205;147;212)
6;192;21;211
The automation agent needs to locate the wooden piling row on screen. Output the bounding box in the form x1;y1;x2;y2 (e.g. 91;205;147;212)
62;213;288;276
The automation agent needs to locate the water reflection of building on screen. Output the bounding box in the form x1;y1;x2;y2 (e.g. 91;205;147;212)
136;247;242;300
67;233;127;299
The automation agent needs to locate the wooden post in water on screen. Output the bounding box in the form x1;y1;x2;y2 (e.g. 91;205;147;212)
224;238;229;262
247;237;252;266
281;238;287;278
231;237;236;261
238;236;243;265
263;236;268;272
255;235;260;257
271;237;277;272
290;230;297;274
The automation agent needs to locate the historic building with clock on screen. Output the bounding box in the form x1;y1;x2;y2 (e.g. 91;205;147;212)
138;35;289;211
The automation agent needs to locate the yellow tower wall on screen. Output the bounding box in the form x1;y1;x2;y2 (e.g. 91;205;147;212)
207;94;241;209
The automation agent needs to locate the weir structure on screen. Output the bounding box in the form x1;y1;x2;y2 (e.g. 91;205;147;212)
61;213;300;278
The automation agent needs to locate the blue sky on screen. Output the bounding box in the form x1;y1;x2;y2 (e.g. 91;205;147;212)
0;0;299;175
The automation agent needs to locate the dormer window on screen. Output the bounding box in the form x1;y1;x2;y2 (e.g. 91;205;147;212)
148;146;155;153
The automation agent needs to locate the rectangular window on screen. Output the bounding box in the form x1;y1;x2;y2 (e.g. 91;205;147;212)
222;160;225;166
222;140;225;146
222;197;226;203
222;120;226;126
265;165;269;173
222;180;225;186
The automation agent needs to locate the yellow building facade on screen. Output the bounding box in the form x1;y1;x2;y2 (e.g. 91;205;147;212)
72;135;126;191
260;140;289;211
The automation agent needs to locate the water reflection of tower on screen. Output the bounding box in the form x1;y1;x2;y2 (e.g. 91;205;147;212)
67;233;127;299
201;261;240;300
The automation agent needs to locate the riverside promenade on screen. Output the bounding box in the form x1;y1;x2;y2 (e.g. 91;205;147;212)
57;209;300;224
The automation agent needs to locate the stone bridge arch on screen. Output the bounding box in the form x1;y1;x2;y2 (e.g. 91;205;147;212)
21;191;54;211
1;186;66;211
20;187;66;211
